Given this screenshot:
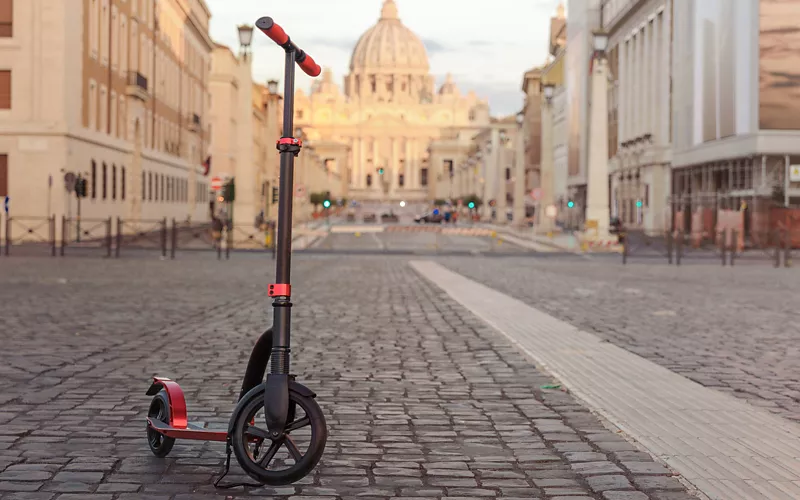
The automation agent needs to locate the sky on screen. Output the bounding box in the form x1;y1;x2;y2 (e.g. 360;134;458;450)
204;0;561;117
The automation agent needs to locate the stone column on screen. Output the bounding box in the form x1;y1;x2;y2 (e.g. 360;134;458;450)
585;50;612;240
537;99;555;233
513;126;527;227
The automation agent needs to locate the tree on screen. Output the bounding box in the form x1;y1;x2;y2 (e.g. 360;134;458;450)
433;199;447;207
309;192;325;210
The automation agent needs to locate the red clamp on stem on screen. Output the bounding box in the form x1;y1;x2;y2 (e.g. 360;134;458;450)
268;284;291;297
277;137;302;147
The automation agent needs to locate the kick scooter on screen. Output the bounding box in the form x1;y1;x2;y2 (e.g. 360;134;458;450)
144;16;327;486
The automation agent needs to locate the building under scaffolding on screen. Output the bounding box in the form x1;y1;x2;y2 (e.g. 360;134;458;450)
670;154;800;248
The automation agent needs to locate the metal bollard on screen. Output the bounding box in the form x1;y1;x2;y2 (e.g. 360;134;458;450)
666;230;673;265
50;215;56;257
115;217;122;258
160;217;167;258
785;229;792;268
622;232;628;265
105;217;112;258
226;228;232;260
720;230;727;267
676;231;683;266
775;228;782;268
170;218;177;260
60;215;67;257
730;229;737;267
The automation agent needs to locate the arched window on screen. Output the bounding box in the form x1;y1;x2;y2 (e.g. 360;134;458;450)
121;166;126;200
102;163;107;199
112;164;117;200
91;161;97;199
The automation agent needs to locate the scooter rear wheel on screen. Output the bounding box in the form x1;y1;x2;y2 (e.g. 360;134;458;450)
147;390;176;457
230;384;327;485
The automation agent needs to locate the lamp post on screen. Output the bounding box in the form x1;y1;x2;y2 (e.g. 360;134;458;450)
495;129;507;222
237;23;254;59
585;29;613;241
539;83;556;234
512;111;527;228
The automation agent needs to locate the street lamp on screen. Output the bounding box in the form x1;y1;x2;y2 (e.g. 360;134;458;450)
267;79;279;94
516;111;525;128
238;24;254;57
543;83;555;103
592;30;609;58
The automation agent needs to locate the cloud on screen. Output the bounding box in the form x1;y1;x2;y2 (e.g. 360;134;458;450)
421;38;447;54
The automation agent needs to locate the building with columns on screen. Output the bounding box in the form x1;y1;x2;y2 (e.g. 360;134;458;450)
0;0;214;226
293;0;490;203
602;0;673;232
209;42;342;228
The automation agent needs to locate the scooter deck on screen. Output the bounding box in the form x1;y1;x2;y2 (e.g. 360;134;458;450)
147;417;228;442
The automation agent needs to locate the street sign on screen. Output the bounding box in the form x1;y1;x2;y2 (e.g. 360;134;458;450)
210;176;223;191
64;172;76;192
790;165;800;182
531;188;542;201
3;196;9;214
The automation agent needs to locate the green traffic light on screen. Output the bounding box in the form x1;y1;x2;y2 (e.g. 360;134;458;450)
323;200;331;208
567;201;575;208
636;200;643;208
468;202;475;209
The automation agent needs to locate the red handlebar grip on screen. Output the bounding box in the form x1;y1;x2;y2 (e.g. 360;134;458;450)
256;17;289;46
298;53;321;77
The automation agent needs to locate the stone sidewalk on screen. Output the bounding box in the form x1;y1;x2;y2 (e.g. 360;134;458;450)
0;255;694;499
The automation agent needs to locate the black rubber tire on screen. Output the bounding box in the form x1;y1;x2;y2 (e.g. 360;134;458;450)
147;390;176;457
230;384;327;486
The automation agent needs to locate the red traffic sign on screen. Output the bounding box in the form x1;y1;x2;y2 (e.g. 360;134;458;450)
210;176;223;191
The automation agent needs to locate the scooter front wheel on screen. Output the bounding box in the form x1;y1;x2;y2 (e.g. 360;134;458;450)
230;384;327;485
147;390;176;457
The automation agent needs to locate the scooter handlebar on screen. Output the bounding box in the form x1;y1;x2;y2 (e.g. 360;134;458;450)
256;17;322;77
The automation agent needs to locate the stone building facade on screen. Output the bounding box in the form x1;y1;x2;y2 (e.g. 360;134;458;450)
0;0;214;225
292;0;490;203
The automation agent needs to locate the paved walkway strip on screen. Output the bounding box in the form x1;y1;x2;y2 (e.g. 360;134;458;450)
411;260;800;500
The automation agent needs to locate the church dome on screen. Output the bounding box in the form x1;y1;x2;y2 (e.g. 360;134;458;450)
349;0;430;74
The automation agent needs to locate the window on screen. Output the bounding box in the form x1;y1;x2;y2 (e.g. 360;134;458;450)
366;174;372;187
110;91;117;136
91;161;97;199
0;0;12;37
421;168;428;186
121;166;126;200
0;70;9;109
90;0;98;57
399;174;405;187
99;85;107;132
102;163;107;199
505;167;511;181
119;15;127;76
160;174;164;202
111;5;118;70
148;171;152;200
88;80;97;129
444;159;453;178
0;154;7;196
154;173;159;201
101;0;109;65
112;165;117;200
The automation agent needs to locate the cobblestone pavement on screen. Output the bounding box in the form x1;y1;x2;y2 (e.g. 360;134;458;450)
439;256;800;423
0;255;693;499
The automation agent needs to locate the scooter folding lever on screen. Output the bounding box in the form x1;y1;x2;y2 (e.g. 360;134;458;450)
268;284;291;297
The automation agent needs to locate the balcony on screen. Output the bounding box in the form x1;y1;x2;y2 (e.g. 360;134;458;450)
188;113;201;133
126;71;149;101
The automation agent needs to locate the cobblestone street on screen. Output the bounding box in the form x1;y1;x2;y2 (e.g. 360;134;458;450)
441;257;800;422
0;255;693;499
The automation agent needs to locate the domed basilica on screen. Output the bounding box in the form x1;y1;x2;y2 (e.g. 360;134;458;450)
294;0;490;202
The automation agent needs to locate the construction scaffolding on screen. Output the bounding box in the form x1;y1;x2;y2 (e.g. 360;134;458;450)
669;155;800;249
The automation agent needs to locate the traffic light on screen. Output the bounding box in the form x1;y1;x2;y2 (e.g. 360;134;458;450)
271;186;279;204
323;199;331;209
468;201;475;209
74;177;88;198
222;179;235;202
567;200;575;208
377;168;385;175
636;199;643;208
